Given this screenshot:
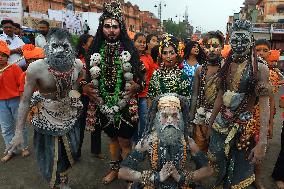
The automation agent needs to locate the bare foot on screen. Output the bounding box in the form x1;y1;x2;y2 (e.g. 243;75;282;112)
60;183;71;189
102;170;118;185
21;148;30;157
276;181;284;189
1;153;14;163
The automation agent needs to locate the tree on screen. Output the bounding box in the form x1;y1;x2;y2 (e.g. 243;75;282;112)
163;19;191;40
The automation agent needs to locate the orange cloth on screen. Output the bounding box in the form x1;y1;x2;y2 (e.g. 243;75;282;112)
270;69;280;94
19;72;26;93
221;45;231;58
138;54;158;98
0;64;23;100
22;44;45;60
0;40;10;56
267;50;280;64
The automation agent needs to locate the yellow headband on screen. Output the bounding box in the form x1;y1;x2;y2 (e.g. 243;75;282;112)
158;96;181;110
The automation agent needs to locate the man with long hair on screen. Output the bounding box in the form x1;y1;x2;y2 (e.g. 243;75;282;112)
82;0;145;184
205;20;270;188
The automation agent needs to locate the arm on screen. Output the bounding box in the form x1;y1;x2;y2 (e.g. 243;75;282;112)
268;94;275;138
189;67;201;121
208;89;224;128
250;63;270;163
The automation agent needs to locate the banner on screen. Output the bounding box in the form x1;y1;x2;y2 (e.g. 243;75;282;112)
0;0;23;24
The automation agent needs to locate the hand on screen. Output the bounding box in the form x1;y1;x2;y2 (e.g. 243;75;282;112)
5;131;24;155
124;81;140;97
249;143;267;165
83;83;100;102
268;124;273;139
169;162;180;182
159;162;172;182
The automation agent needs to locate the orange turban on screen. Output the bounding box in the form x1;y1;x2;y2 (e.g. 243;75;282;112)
267;50;280;64
0;40;10;56
22;44;45;60
221;45;231;58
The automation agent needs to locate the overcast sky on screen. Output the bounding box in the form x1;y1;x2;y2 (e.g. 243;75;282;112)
128;0;244;33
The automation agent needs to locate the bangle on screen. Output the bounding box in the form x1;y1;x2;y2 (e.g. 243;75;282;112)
184;171;194;185
141;170;154;186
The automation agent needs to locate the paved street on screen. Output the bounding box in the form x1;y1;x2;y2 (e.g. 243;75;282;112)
0;89;283;189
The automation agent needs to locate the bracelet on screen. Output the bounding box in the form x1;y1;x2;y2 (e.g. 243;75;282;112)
141;170;154;186
184;171;194;185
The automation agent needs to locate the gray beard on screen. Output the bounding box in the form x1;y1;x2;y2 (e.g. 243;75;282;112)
45;51;75;72
157;125;183;146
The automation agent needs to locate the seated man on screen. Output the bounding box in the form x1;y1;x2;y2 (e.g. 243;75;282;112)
119;93;213;189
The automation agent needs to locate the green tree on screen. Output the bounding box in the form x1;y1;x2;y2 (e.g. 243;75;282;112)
163;20;190;40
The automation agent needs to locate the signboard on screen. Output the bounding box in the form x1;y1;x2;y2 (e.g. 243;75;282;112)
0;0;23;24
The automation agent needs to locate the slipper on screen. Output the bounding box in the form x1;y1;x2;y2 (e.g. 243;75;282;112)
21;148;30;157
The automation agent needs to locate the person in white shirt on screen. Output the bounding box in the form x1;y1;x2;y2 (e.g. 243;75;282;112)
35;20;49;48
0;20;26;68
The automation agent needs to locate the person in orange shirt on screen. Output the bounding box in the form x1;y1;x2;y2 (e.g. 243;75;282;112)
18;44;45;93
133;33;157;144
0;40;29;162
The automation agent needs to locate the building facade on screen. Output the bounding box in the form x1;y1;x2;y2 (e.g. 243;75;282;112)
22;0;159;33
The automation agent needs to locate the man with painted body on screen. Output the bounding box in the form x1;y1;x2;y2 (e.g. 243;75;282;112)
119;94;213;189
190;31;224;152
7;28;84;189
205;20;270;189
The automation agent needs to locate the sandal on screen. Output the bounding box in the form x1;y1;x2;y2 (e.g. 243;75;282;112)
21;148;30;157
1;153;14;163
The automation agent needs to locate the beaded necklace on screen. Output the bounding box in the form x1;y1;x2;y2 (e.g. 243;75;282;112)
198;61;221;108
47;63;74;99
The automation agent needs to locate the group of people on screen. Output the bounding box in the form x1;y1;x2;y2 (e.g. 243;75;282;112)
0;1;284;189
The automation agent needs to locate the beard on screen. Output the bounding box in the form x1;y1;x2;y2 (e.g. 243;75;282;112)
157;125;183;146
45;48;75;72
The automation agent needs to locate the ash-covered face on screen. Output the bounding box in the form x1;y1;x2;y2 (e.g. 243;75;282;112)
103;18;121;43
230;30;252;57
204;37;222;61
45;36;75;70
154;106;184;145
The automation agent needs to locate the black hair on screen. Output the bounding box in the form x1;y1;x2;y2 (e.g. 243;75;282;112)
134;32;146;42
255;39;271;49
87;17;144;84
151;45;159;62
202;31;225;47
146;34;157;44
46;28;71;42
158;35;181;64
1;19;14;26
38;20;50;28
13;23;21;29
183;40;206;64
76;34;93;57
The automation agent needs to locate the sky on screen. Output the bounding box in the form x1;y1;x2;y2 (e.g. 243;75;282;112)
128;0;245;33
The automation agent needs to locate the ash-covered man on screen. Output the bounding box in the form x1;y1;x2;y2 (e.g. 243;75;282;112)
190;31;224;152
82;1;145;185
205;20;270;189
119;93;213;189
7;28;84;189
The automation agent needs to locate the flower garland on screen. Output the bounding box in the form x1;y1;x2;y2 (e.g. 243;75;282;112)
89;43;135;125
